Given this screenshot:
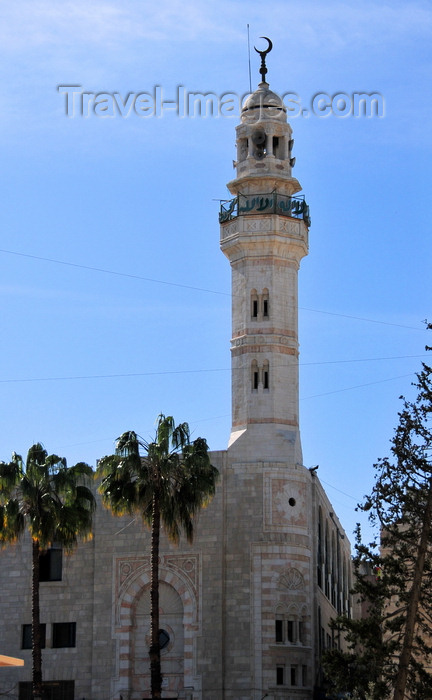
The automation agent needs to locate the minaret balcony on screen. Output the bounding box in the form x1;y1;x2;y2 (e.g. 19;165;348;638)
219;192;310;227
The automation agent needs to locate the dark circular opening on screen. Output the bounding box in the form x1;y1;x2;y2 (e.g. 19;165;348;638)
288;497;296;507
159;629;170;650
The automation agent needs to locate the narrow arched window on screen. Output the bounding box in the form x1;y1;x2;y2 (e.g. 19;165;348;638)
238;138;248;162
331;531;337;607
262;288;269;318
317;507;323;588
275;618;284;643
251;289;258;319
325;523;330;599
287;617;296;643
251;360;259;391
298;608;307;645
262;360;269;390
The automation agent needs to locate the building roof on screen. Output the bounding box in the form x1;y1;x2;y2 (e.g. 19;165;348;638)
0;654;24;667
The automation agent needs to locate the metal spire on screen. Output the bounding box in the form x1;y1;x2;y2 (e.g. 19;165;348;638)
254;36;273;84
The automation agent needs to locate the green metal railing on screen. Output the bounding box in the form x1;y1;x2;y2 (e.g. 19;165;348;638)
219;192;310;227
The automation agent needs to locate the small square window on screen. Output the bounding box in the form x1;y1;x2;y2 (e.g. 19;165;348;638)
22;624;46;650
52;622;76;648
40;546;62;582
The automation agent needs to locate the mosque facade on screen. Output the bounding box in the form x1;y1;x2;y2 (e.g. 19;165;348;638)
0;47;352;700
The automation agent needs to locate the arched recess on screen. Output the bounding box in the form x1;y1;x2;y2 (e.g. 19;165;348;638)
133;583;184;697
114;559;199;700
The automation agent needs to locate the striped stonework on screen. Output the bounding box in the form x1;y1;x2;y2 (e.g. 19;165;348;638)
113;555;201;700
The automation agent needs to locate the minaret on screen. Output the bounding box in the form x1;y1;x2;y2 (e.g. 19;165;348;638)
220;39;310;465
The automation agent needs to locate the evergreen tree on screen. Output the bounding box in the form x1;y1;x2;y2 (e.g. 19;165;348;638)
323;332;432;700
96;414;219;700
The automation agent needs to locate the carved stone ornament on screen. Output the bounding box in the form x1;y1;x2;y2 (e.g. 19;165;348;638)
277;567;305;591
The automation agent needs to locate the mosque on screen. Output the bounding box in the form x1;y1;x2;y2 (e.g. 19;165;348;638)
0;42;352;700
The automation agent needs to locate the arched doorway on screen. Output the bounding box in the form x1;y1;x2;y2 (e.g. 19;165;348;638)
132;582;184;698
114;556;200;700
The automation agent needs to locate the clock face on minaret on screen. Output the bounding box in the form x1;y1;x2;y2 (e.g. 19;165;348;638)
219;43;310;464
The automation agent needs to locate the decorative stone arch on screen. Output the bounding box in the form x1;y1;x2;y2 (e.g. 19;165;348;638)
274;602;287;616
287;602;301;615
113;555;200;699
271;568;310;648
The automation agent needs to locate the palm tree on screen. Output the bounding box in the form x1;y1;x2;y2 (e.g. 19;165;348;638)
0;443;95;700
96;414;218;700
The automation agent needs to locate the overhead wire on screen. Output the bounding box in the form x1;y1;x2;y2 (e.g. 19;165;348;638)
0;355;426;385
0;247;427;331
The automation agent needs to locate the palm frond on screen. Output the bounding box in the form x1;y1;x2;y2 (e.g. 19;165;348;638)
0;459;22;496
0;499;25;544
98;416;218;543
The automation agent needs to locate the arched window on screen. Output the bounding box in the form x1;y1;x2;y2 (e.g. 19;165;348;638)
331;531;337;607
262;288;269;318
318;605;323;655
342;558;347;615
262;360;269;390
325;522;330;599
298;606;307;645
251;289;258;319
274;605;306;646
317;506;323;588
237;138;248;162
251;360;259;391
287;615;296;643
275;617;284;643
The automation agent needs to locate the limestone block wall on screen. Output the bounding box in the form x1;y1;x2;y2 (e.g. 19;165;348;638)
221;459;316;700
0;450;351;700
89;448;226;700
0;532;96;699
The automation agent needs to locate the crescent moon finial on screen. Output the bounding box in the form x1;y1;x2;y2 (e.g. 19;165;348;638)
253;36;273;84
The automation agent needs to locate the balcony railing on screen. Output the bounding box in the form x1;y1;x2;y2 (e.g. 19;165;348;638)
219;192;310;227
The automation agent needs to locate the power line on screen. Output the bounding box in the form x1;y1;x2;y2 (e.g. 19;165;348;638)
318;479;359;502
0;355;426;385
0;368;229;384
301;373;415;400
0;248;230;297
300;354;427;366
0;247;427;331
299;306;426;331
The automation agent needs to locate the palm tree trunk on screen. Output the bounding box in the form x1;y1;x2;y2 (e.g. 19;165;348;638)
149;489;162;699
32;540;43;700
393;479;432;700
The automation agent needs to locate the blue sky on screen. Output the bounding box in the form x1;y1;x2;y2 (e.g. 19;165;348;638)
0;0;431;542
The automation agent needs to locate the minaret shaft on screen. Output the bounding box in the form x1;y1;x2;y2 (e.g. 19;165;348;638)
219;82;310;463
